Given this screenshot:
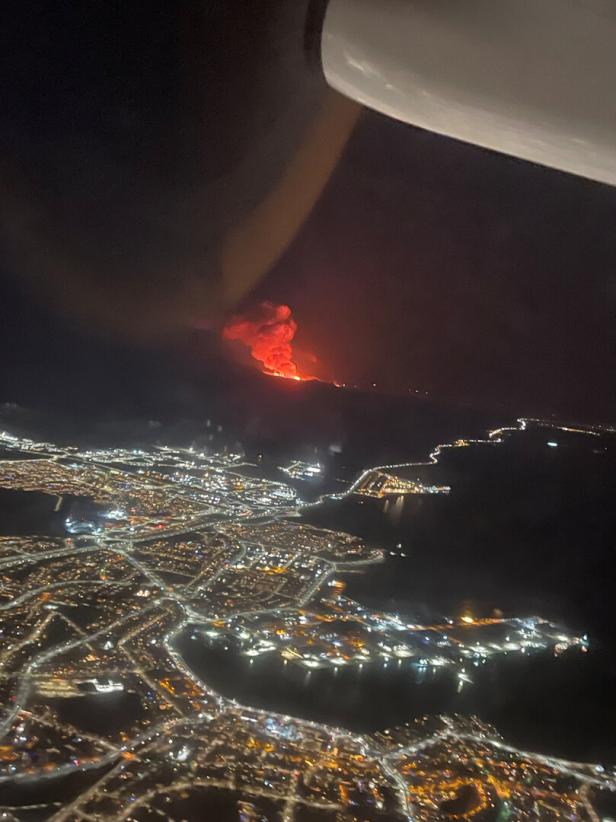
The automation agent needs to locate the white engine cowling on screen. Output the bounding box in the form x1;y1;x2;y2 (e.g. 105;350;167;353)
320;0;616;185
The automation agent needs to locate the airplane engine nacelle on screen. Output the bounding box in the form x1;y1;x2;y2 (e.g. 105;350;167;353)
318;0;616;185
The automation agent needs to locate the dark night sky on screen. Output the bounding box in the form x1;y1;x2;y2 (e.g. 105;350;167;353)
1;2;615;423
268;114;616;418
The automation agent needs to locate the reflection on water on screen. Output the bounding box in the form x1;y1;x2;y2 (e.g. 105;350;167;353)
177;632;616;763
0;488;106;537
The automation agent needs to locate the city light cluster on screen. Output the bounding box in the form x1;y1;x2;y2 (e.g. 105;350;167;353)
0;420;613;820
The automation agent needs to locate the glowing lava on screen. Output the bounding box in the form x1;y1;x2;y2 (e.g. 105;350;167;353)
223;302;311;381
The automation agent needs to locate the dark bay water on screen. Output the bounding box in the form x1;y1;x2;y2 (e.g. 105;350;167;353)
178;636;616;763
0;488;106;537
0;489;62;536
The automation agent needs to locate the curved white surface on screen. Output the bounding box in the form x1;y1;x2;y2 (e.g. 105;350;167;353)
322;0;616;185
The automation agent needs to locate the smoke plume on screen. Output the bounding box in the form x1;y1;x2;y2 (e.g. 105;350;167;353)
223;301;303;380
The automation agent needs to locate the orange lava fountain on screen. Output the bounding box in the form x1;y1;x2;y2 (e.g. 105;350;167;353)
223;302;312;381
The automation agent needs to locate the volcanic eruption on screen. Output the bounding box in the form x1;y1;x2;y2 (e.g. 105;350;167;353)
223;301;310;381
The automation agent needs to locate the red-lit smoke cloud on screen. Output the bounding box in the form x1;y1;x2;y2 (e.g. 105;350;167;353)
223;301;304;380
